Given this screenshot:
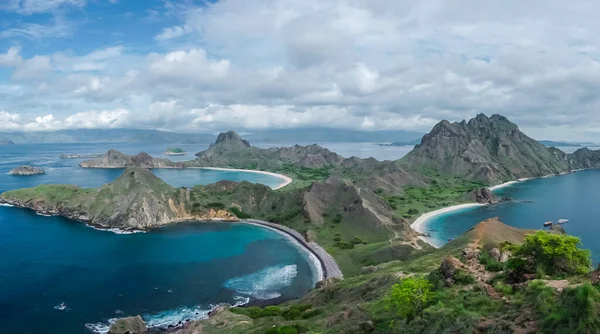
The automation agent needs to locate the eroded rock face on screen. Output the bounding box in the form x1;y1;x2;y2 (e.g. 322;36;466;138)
108;315;147;334
440;257;463;279
462;248;480;261
9;165;45;176
471;188;498;204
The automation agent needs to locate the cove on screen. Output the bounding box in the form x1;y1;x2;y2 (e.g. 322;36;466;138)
424;169;600;264
0;208;318;333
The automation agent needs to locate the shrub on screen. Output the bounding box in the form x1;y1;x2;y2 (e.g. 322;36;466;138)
333;236;341;242
479;253;504;272
336;241;355;249
407;208;420;215
263;306;282;316
282;308;302;320
351;237;363;244
454;270;476;285
375;188;384;195
301;308;322;319
206;202;225;210
332;213;343;224
510;231;592;277
385;277;434;320
266;325;305;334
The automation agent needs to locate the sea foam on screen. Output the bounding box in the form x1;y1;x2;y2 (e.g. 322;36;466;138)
224;264;298;300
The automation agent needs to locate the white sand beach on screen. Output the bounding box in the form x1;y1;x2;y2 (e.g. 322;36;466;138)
410;203;485;248
195;167;293;190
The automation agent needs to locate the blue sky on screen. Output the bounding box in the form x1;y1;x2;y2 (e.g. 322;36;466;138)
1;0;600;140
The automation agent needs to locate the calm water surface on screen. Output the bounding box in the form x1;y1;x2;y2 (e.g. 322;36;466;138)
425;169;600;263
0;143;316;333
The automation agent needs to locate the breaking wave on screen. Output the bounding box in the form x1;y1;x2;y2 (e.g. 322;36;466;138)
224;264;298;300
85;297;249;333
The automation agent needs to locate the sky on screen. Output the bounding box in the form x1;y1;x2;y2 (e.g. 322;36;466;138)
1;0;600;141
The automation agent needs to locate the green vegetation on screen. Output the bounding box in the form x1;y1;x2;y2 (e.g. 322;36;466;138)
385;277;433;319
229;206;251;219
508;231;592;278
165;147;185;153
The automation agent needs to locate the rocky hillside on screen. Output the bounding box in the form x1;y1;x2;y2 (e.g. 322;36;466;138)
80;150;185;168
402;114;599;184
0;167;236;230
193;130;360;169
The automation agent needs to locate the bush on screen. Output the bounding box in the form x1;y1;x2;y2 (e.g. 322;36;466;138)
301;308;322;319
407;208;420;215
206;202;225;210
375;188;384;195
385;277;434;320
479;253;504;272
263;306;282;316
266;325;305;334
336;241;355;249
351;237;363;244
454;270;476;285
511;231;592;277
333;236;341;242
332;213;343;224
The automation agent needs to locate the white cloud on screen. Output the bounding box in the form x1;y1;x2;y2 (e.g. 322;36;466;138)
4;0;600;140
4;0;86;14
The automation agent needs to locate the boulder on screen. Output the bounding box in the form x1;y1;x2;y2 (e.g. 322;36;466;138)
361;266;379;274
358;320;375;332
462;248;480;260
108;315;147;334
316;277;341;289
489;248;501;261
499;251;511;263
440;257;463;279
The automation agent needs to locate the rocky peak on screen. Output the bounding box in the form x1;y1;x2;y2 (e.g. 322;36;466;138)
214;130;251;148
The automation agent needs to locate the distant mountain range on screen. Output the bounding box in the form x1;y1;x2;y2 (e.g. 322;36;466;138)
538;140;599;148
0;128;424;144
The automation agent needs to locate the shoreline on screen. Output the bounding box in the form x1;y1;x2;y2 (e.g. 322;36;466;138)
412;168;590;248
193;167;292;190
245;219;342;281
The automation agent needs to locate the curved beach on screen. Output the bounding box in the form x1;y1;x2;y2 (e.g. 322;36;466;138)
245;219;343;281
195;167;293;190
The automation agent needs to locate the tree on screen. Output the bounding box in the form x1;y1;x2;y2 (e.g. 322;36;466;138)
386;277;433;319
510;231;591;277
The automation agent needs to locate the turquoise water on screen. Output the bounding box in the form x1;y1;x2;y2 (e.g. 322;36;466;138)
424;169;600;263
0;143;315;333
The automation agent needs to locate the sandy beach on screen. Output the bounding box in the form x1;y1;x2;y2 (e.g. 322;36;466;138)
410;203;486;248
195;167;293;190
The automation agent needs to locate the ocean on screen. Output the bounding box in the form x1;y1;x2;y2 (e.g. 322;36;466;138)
0;143;320;334
424;169;600;264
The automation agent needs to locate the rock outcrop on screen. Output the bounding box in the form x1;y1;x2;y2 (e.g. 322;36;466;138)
470;187;498;204
80;150;184;169
9;165;45;176
108;316;147;334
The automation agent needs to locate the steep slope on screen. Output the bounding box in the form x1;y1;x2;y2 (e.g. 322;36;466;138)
194;130;357;169
403;114;578;183
569;147;600;168
80;150;185;168
0;167;236;230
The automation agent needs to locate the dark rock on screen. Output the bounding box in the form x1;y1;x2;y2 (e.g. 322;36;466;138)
549;224;566;234
108;315;147;334
440;257;463;279
489;248;501;261
471;188;498;204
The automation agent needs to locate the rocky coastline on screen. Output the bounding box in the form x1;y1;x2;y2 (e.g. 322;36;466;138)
8;165;45;176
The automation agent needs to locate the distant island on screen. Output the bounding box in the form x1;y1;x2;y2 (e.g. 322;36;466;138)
9;165;45;176
0;138;14;145
164;147;187;156
375;139;421;147
60;153;106;159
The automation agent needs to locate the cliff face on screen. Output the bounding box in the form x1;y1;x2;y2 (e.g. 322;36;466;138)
0;167;237;230
80;150;184;169
194;130;356;169
403;114;589;183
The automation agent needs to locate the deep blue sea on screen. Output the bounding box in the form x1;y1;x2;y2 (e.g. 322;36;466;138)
0;143;317;334
425;169;600;264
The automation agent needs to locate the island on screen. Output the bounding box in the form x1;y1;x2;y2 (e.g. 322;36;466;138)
164;147;187;156
0;138;14;145
5;113;600;333
8;165;45;176
60;153;106;159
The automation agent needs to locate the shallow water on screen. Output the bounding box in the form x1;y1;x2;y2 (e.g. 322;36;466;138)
424;169;600;264
0;143;316;333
